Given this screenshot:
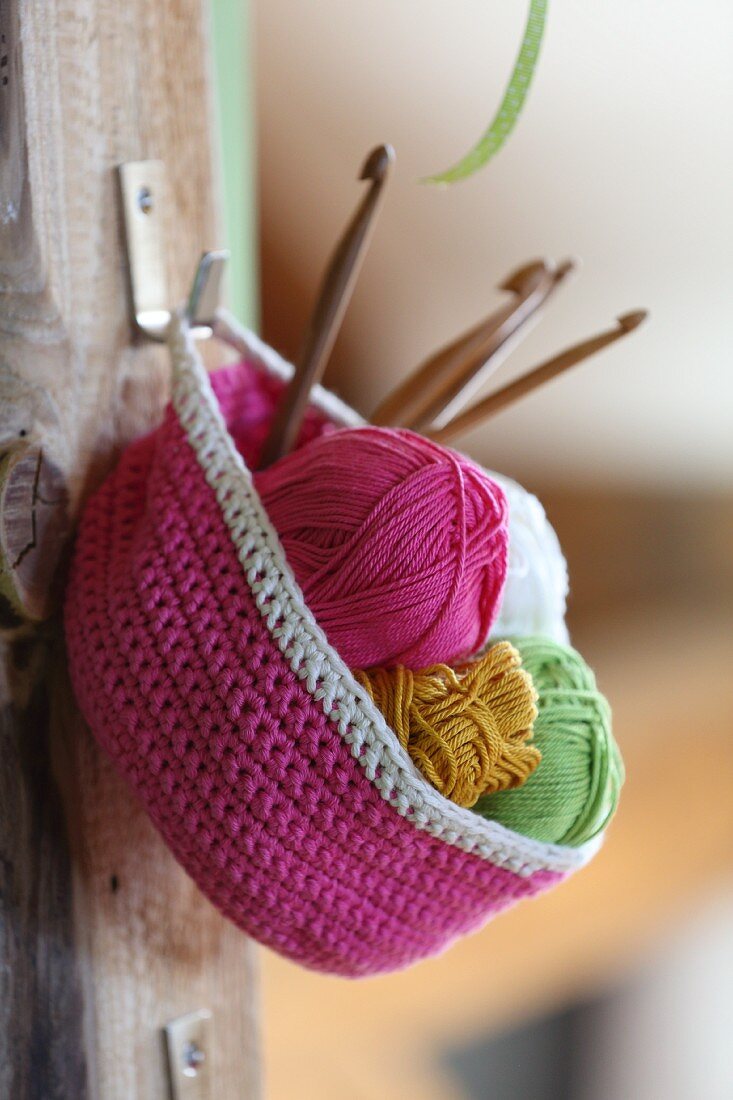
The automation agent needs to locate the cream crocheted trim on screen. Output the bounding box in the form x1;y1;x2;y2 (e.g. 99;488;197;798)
168;312;600;877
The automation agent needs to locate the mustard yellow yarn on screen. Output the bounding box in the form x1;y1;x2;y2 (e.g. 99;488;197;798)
355;641;540;808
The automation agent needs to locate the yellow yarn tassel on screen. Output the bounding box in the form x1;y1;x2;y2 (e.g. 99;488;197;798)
355;641;540;808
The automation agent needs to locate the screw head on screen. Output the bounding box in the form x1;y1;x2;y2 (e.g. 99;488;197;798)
136;185;153;215
181;1040;206;1078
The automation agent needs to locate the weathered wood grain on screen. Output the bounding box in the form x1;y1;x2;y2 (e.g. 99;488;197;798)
1;649;88;1100
0;1;260;1096
0;444;69;623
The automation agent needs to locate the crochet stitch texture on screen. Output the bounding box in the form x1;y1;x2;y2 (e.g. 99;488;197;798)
64;314;598;976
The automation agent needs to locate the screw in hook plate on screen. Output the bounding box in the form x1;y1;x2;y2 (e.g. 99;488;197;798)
181;1040;206;1078
136;185;153;215
119;161;228;343
163;1008;213;1098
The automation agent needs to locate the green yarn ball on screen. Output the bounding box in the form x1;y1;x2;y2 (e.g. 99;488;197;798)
474;636;624;847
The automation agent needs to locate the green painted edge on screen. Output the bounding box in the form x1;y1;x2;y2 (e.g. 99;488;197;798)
211;0;258;327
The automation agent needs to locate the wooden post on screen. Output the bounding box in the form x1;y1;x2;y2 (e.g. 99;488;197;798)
0;2;260;1096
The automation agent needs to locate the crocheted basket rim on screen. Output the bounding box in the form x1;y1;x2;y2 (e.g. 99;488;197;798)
167;311;601;879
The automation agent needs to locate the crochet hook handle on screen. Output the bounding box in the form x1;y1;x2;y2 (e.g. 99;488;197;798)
259;143;394;468
428;310;648;444
376;258;578;432
371;259;548;428
425;258;577;432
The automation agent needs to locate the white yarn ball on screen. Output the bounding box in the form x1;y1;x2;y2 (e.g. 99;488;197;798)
490;472;570;644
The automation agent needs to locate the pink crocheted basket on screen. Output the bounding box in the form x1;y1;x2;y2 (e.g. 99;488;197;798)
65;313;598;977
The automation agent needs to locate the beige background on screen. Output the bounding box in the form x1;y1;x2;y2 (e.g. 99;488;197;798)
256;0;732;490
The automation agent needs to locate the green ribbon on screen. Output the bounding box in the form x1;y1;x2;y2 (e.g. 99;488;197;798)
425;0;548;184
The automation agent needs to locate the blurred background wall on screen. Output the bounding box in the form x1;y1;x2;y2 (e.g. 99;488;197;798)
256;0;732;490
241;1;733;1096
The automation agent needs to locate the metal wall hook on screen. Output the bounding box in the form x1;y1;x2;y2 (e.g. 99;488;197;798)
186;250;228;335
163;1009;213;1099
118;160;228;342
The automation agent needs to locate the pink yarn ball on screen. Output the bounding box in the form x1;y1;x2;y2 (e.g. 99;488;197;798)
254;426;508;669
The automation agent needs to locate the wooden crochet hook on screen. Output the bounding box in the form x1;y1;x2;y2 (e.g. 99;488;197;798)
426;258;577;431
259;143;394;468
427;310;649;445
371;258;561;429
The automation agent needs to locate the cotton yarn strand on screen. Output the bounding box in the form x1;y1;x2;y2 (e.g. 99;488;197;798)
254;426;509;669
474;636;623;845
355;641;540;808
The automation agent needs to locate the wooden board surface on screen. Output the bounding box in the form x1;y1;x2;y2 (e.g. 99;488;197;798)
0;3;260;1097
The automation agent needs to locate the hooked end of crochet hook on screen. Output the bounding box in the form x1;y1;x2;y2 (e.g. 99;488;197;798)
617;310;649;333
499;258;552;296
360;144;395;183
499;257;579;299
554;256;580;282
